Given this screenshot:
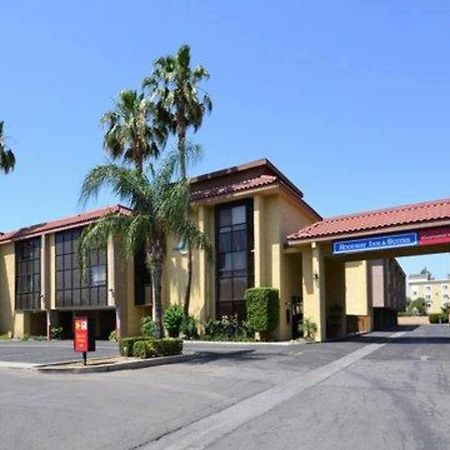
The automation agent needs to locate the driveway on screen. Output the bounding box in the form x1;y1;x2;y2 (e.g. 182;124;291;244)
0;325;449;450
0;339;118;365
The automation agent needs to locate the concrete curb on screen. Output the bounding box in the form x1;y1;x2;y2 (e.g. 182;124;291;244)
35;352;199;374
184;340;311;346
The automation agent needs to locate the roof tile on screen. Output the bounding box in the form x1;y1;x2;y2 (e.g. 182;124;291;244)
288;197;450;242
0;205;133;243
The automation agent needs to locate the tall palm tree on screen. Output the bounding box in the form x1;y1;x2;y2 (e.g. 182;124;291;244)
0;121;16;174
78;153;211;338
143;44;212;317
101;90;167;171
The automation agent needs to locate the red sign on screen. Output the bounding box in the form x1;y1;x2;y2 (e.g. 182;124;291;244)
74;316;88;352
419;227;450;246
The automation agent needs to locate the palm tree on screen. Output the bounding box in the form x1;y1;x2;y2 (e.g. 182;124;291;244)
143;44;212;317
101;90;167;171
0;121;16;174
78;153;211;338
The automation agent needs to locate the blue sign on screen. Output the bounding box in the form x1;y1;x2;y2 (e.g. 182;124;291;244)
333;232;418;255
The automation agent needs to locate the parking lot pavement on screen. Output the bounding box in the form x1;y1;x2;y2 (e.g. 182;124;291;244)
2;326;447;450
0;339;118;365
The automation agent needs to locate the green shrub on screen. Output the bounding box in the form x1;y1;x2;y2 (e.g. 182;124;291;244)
109;330;118;342
164;304;184;337
299;318;318;340
118;336;150;357
133;340;156;359
151;338;183;356
131;338;183;359
140;316;157;337
440;314;448;324
120;337;183;358
245;287;279;339
0;333;10;340
50;326;63;340
429;313;441;324
181;315;198;340
203;315;254;341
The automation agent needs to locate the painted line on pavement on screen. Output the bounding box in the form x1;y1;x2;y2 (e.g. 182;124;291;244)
0;361;37;369
142;331;405;450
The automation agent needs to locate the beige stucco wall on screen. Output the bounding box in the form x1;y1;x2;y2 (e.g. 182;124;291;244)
0;243;15;335
345;261;370;316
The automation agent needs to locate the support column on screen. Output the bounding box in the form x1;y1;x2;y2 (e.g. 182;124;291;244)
253;194;266;287
325;257;347;339
302;242;326;342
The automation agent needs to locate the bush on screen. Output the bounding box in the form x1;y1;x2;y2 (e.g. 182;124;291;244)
133;340;156;359
140;316;157;337
440;314;449;324
429;313;441;324
245;287;279;339
151;338;183;356
109;330;118;342
203;315;254;341
50;326;63;340
118;336;151;357
131;338;183;359
299;318;318;340
164;304;184;337
181;315;198;340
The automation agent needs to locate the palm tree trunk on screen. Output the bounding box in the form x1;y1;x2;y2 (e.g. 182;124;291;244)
176;120;193;319
183;241;193;317
149;245;164;339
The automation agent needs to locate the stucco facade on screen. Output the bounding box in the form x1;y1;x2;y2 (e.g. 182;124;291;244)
0;159;321;341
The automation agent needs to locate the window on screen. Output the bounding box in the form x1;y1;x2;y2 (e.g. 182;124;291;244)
15;237;41;310
443;285;448;290
55;228;107;308
215;200;254;319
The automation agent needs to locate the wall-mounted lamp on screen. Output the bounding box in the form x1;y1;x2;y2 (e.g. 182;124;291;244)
313;272;319;281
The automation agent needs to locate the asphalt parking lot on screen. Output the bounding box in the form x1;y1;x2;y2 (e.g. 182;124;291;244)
0;339;118;365
1;325;449;450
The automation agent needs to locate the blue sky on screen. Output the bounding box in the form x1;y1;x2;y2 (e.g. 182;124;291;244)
1;1;450;277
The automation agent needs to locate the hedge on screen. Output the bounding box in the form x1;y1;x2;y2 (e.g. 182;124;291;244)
429;313;441;324
245;287;279;338
120;338;183;359
119;336;151;357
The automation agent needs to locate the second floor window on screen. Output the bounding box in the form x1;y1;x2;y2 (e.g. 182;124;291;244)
15;237;41;310
55;228;107;308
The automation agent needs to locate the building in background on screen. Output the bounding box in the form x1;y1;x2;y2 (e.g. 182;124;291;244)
407;269;450;314
346;258;406;333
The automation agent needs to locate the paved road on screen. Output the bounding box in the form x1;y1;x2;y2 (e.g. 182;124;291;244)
0;339;118;364
0;325;449;450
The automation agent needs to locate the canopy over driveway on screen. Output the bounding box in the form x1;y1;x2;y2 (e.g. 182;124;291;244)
286;197;450;341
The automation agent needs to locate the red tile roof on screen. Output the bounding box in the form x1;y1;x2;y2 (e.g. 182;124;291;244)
190;158;321;219
287;197;450;243
0;205;133;243
191;173;278;201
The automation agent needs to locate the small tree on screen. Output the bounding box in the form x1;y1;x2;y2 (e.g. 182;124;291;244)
406;297;427;316
0;121;16;174
79;153;211;338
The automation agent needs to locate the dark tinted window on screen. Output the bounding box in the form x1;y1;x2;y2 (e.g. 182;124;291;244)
55;228;107;308
216;200;254;319
15;237;41;310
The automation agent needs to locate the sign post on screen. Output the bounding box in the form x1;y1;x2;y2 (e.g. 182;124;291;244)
74;316;95;365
